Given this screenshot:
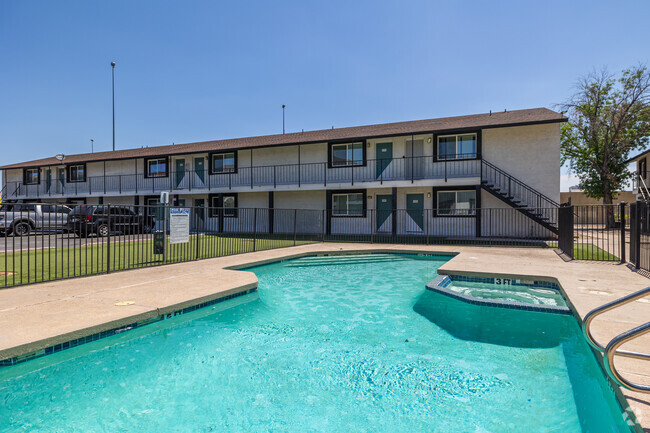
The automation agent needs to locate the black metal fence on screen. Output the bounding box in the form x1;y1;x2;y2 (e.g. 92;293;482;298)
558;202;629;262
629;201;650;272
0;203;558;288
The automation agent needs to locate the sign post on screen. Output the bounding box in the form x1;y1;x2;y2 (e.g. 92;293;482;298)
153;192;170;261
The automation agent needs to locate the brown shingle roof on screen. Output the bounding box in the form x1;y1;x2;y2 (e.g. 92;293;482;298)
0;108;566;170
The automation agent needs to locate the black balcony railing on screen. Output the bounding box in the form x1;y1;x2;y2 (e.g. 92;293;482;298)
6;155;482;199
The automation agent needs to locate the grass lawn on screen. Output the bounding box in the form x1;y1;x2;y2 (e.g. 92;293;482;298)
573;243;620;261
0;234;315;288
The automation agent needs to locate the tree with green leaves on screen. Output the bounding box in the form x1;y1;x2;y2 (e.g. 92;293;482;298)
560;65;650;225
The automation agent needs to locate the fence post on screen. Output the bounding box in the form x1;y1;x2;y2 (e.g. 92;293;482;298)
620;202;626;264
293;209;297;246
632;201;641;269
322;209;326;242
106;204;111;274
253;208;257;252
195;207;200;260
558;204;574;259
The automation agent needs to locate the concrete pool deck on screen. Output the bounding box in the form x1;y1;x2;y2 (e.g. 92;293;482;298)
0;243;648;430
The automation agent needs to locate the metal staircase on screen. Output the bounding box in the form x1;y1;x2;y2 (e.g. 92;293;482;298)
637;173;650;203
583;287;650;393
480;160;559;234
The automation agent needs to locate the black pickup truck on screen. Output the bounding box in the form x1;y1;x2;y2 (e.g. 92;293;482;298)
67;205;155;237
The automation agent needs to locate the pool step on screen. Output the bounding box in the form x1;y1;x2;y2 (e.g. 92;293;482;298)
286;254;409;267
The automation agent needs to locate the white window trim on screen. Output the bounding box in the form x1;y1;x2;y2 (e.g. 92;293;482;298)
437;190;476;216
147;158;168;178
331;192;364;217
211;152;236;174
68;164;86;183
24;168;40;185
330;142;365;167
437;133;477;160
222;194;237;217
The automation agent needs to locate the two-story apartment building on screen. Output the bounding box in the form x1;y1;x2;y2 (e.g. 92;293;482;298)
0;108;565;238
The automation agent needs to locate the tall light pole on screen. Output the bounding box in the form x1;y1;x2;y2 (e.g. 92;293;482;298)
91;139;94;153
111;61;116;151
282;104;286;134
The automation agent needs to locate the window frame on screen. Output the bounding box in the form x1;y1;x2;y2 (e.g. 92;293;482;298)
67;163;87;183
327;140;367;168
433;131;481;161
433;187;478;217
23;168;40;185
639;158;647;180
144;157;169;178
144;196;164;220
208;193;238;218
329;189;367;218
209;151;238;175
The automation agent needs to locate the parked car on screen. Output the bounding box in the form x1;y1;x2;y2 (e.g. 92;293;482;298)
67;206;155;237
0;203;71;236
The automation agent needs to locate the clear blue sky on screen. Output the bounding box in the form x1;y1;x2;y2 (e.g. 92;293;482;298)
1;0;649;190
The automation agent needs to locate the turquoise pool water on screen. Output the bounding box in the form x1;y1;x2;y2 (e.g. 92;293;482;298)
0;253;634;432
444;280;569;308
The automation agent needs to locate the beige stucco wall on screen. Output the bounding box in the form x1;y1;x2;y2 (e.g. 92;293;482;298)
482;123;561;203
560;191;635;205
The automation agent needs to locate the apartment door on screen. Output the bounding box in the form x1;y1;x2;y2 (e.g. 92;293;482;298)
406;193;424;233
175;159;186;189
376;194;393;232
376;142;393;179
46;169;52;193
195;157;205;185
405;139;424;180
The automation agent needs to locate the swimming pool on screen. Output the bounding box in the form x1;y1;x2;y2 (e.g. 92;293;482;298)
0;253;634;432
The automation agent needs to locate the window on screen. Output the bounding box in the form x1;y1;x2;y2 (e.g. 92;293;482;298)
437;134;477;160
209;195;219;217
330;142;364;167
640;158;647;180
24;168;40;185
68;164;86;182
146;158;168;178
437;190;476;216
146;197;164;220
209;193;238;217
223;195;237;217
331;192;365;216
211;152;237;174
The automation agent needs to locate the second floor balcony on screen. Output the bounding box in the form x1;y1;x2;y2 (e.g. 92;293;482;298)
6;154;481;199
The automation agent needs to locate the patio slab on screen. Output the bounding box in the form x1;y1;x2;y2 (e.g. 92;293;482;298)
0;243;648;430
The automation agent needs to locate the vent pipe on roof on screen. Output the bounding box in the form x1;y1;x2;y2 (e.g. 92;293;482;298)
282;104;286;134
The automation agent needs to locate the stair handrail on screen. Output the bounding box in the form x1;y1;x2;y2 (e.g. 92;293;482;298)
638;172;650;203
582;286;650;361
11;182;21;198
481;159;560;208
604;322;650;393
